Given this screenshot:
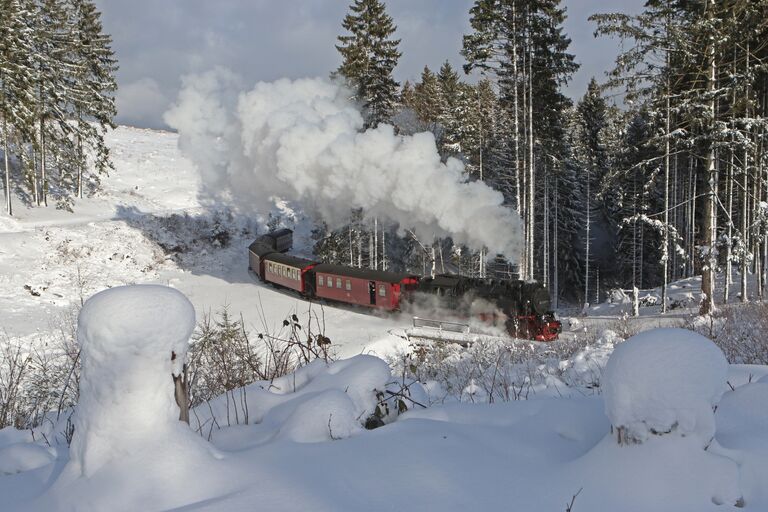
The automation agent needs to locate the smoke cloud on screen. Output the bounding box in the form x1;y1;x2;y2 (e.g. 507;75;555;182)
164;68;522;259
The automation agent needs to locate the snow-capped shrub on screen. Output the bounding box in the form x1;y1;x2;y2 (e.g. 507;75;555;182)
392;330;615;404
603;328;728;446
191;354;426;442
688;302;768;365
70;285;196;476
187;306;335;408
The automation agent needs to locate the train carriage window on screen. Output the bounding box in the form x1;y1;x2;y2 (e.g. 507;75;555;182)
379;285;386;297
336;277;342;289
345;279;351;291
318;275;324;286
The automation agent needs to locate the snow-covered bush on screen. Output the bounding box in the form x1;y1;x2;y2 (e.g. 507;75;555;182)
0;309;80;431
129;208;254;265
70;284;197;476
187;305;334;408
190;355;427;442
603;328;728;446
391;330;619;404
689;302;768;365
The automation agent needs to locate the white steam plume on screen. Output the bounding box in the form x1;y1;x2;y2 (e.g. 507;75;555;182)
164;68;522;259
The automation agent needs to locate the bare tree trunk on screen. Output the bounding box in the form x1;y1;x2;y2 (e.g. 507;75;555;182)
700;0;717;316
31;145;39;206
543;169;549;287
382;229;387;271
585;162;591;308
690;157;697;278
512;0;521;215
661;76;671;313
553;174;559;309
520;42;528;279
527;39;535;281
741;42;750;303
3;117;11;217
40;116;47;207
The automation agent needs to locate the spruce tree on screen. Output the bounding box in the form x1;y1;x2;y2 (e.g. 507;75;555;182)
67;0;118;199
436;61;462;159
335;0;401;128
0;0;36;216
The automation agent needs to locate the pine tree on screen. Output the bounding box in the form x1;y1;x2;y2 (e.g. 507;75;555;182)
335;0;401;128
411;66;441;133
575;78;611;305
436;61;462;159
0;0;36;216
67;0;118;199
463;0;578;287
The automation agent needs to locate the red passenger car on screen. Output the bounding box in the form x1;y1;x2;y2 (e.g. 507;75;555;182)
263;253;317;295
313;263;419;311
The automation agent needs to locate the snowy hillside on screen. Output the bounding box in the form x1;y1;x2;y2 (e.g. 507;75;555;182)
0;126;409;359
1;126;768;511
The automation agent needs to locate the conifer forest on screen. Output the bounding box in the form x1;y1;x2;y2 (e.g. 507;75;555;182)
3;0;768;314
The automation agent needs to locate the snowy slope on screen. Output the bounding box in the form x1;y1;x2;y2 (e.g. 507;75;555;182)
0;126;408;358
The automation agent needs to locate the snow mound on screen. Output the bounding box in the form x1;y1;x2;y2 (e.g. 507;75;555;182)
195;355;425;444
70;284;196;476
603;328;727;445
0;442;55;475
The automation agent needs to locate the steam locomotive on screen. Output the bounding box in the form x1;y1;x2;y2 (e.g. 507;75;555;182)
248;230;561;341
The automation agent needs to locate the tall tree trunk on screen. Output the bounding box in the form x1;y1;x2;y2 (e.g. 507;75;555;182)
689;156;697;278
40;116;47;207
585;161;591;308
526;40;535;281
700;0;717;315
512;0;521;215
661;76;671;313
740;42;750;303
3;117;11;217
553;174;559;309
543;169;549;287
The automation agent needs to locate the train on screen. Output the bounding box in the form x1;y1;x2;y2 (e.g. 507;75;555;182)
248;229;562;341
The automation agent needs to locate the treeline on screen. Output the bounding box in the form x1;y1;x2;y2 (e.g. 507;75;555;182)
0;0;117;214
328;0;768;311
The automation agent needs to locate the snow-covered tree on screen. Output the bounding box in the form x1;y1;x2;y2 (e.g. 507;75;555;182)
335;0;401;129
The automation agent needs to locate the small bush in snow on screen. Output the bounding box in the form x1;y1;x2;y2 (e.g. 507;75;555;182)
391;330;618;404
186;303;336;423
0;309;80;431
688;302;768;365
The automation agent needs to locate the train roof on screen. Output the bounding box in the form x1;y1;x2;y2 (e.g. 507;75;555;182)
313;263;417;284
263;252;317;269
248;240;276;257
268;228;293;238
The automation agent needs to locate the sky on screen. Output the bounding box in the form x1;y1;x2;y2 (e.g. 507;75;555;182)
94;0;644;130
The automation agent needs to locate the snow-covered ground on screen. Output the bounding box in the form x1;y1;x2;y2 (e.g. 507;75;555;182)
0;126;408;359
1;126;768;511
